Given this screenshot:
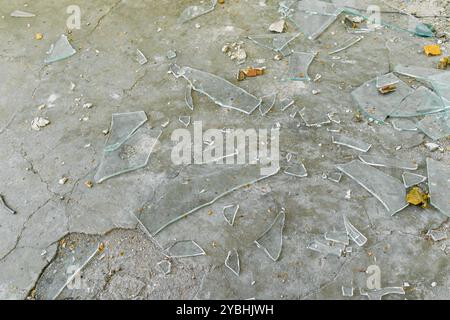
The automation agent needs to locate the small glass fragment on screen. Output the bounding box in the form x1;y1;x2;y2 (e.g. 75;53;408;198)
179;116;191;127
280;98;294;111
225;249;240;277
165;240;206;258
402;172;427;188
284;161;308;178
329;36;363;55
300;108;331;127
406;187;429;208
255;211;285;262
169;64;261;115
427;158;450;217
307;240;343;257
185;85;194;110
10;10;36;17
337;161;407;215
358;155;418;171
332;134;371;152
178;0;217;24
135;49;148;65
287;52;316;81
259;93;277;116
247;33;301;53
392;119;417;132
223;204;239;226
427;230;448;242
342;286;354;297
45;35;76;64
327;171;343;183
167;50;177;60
343;216;367;247
360;287;405;300
0;194;16;215
157;260;172;275
376;73;400;90
104;111;148;152
325;231;349;245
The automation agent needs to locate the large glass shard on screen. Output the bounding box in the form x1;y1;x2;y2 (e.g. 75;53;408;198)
343;216;367;247
376;73;399;89
287;52;316;81
225;249;240;277
223;204;239;226
284;161;308;178
44;35;76;64
337;160;407;215
417;113;450;141
94;126;162;183
329;36;363;55
325;231;349;245
351;75;414;122
360;287;405;300
428;73;450;105
10;10;36;17
288;0;343;40
165;240;206;258
247;34;301;53
259;93;277;116
169;64;261;115
178;0;217;24
391;87;446;118
332;134;371;152
300;108;331;127
254;211;285;262
104;111;148;152
359;155;418;171
307;240;343;257
402;172;427;188
394;65;445;80
427;158;450;217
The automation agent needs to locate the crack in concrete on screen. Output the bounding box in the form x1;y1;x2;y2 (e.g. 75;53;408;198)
88;0;123;36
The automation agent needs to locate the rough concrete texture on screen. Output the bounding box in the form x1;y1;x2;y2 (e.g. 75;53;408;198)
0;0;449;300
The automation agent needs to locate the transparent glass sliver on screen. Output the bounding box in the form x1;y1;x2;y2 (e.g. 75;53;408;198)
254;211;285;262
427;158;450;217
165;240;206;258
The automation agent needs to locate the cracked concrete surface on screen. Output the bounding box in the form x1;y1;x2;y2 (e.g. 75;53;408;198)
0;0;449;300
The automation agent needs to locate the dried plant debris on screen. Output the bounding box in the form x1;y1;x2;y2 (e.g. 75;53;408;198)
165;240;206;258
45;35;76;64
169;64;261;114
0;194;16;215
427;158;450;217
157;260;172;275
223;204;239;226
402;172;427;188
343;216;367;247
178;0;217;24
225;249;240;277
358;155;418;171
255;211;285;262
406;187;429;208
31;117;50;131
360;287;405;301
332;134;371;152
337;161;407;216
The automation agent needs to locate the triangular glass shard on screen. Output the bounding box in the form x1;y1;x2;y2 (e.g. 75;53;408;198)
104;111;148;152
337;160;408;215
392;119;418;132
417;112;450;141
325;231;349;245
185;85;194;110
307;240;343;257
10;10;35;17
94;126;162;183
332;134;371;152
359;155;418;170
259;93;276;116
287;52;316;81
44;35;76;64
343;216;367;247
178;0;217;24
247;34;301;52
169;64;261;115
427;158;450;217
254;211;285;262
157;260;172;275
223;204;239;226
402;172;427;188
225;249;240;277
179;116;191;127
391;87;447;118
284;161;308;178
165;240;206;258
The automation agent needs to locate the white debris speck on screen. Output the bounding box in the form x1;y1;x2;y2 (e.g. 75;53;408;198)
345;189;352;199
83;103;93;109
431;282;437;287
425;142;440;152
58;177;68;185
31;117;50;131
269;20;286;33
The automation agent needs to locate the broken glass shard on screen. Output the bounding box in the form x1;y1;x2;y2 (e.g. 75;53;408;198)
427;230;447;242
342;286;354;297
307;240;343;257
427;158;450;217
300;108;331;127
284;161;308;178
223;204;239;226
391;87;446;118
94;126;162;183
179;116;191;127
337;160;407;215
0;194;16;215
343;216;367;247
417;113;450;141
328;171;343;183
104;111;148;152
247;33;301;53
351;75;414;123
167;50;177;60
44;35;76;64
185;85;194;110
332;134;371;152
165;240;206;258
327;112;341;124
10;10;35;17
394;65;445;80
376;73;400;89
135;49;148;65
157;260;172;275
325;231;349;245
360;287;405;300
359;155;418;171
225;249;240;277
287;52;316;81
259;93;276;116
254;211;285;262
402;172;427;188
392;119;418;132
178;0;217;24
428;72;450;105
169;64;261;115
280;98;295;111
329;36;363;55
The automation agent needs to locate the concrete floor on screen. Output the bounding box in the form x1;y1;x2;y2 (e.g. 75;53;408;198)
0;0;449;300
